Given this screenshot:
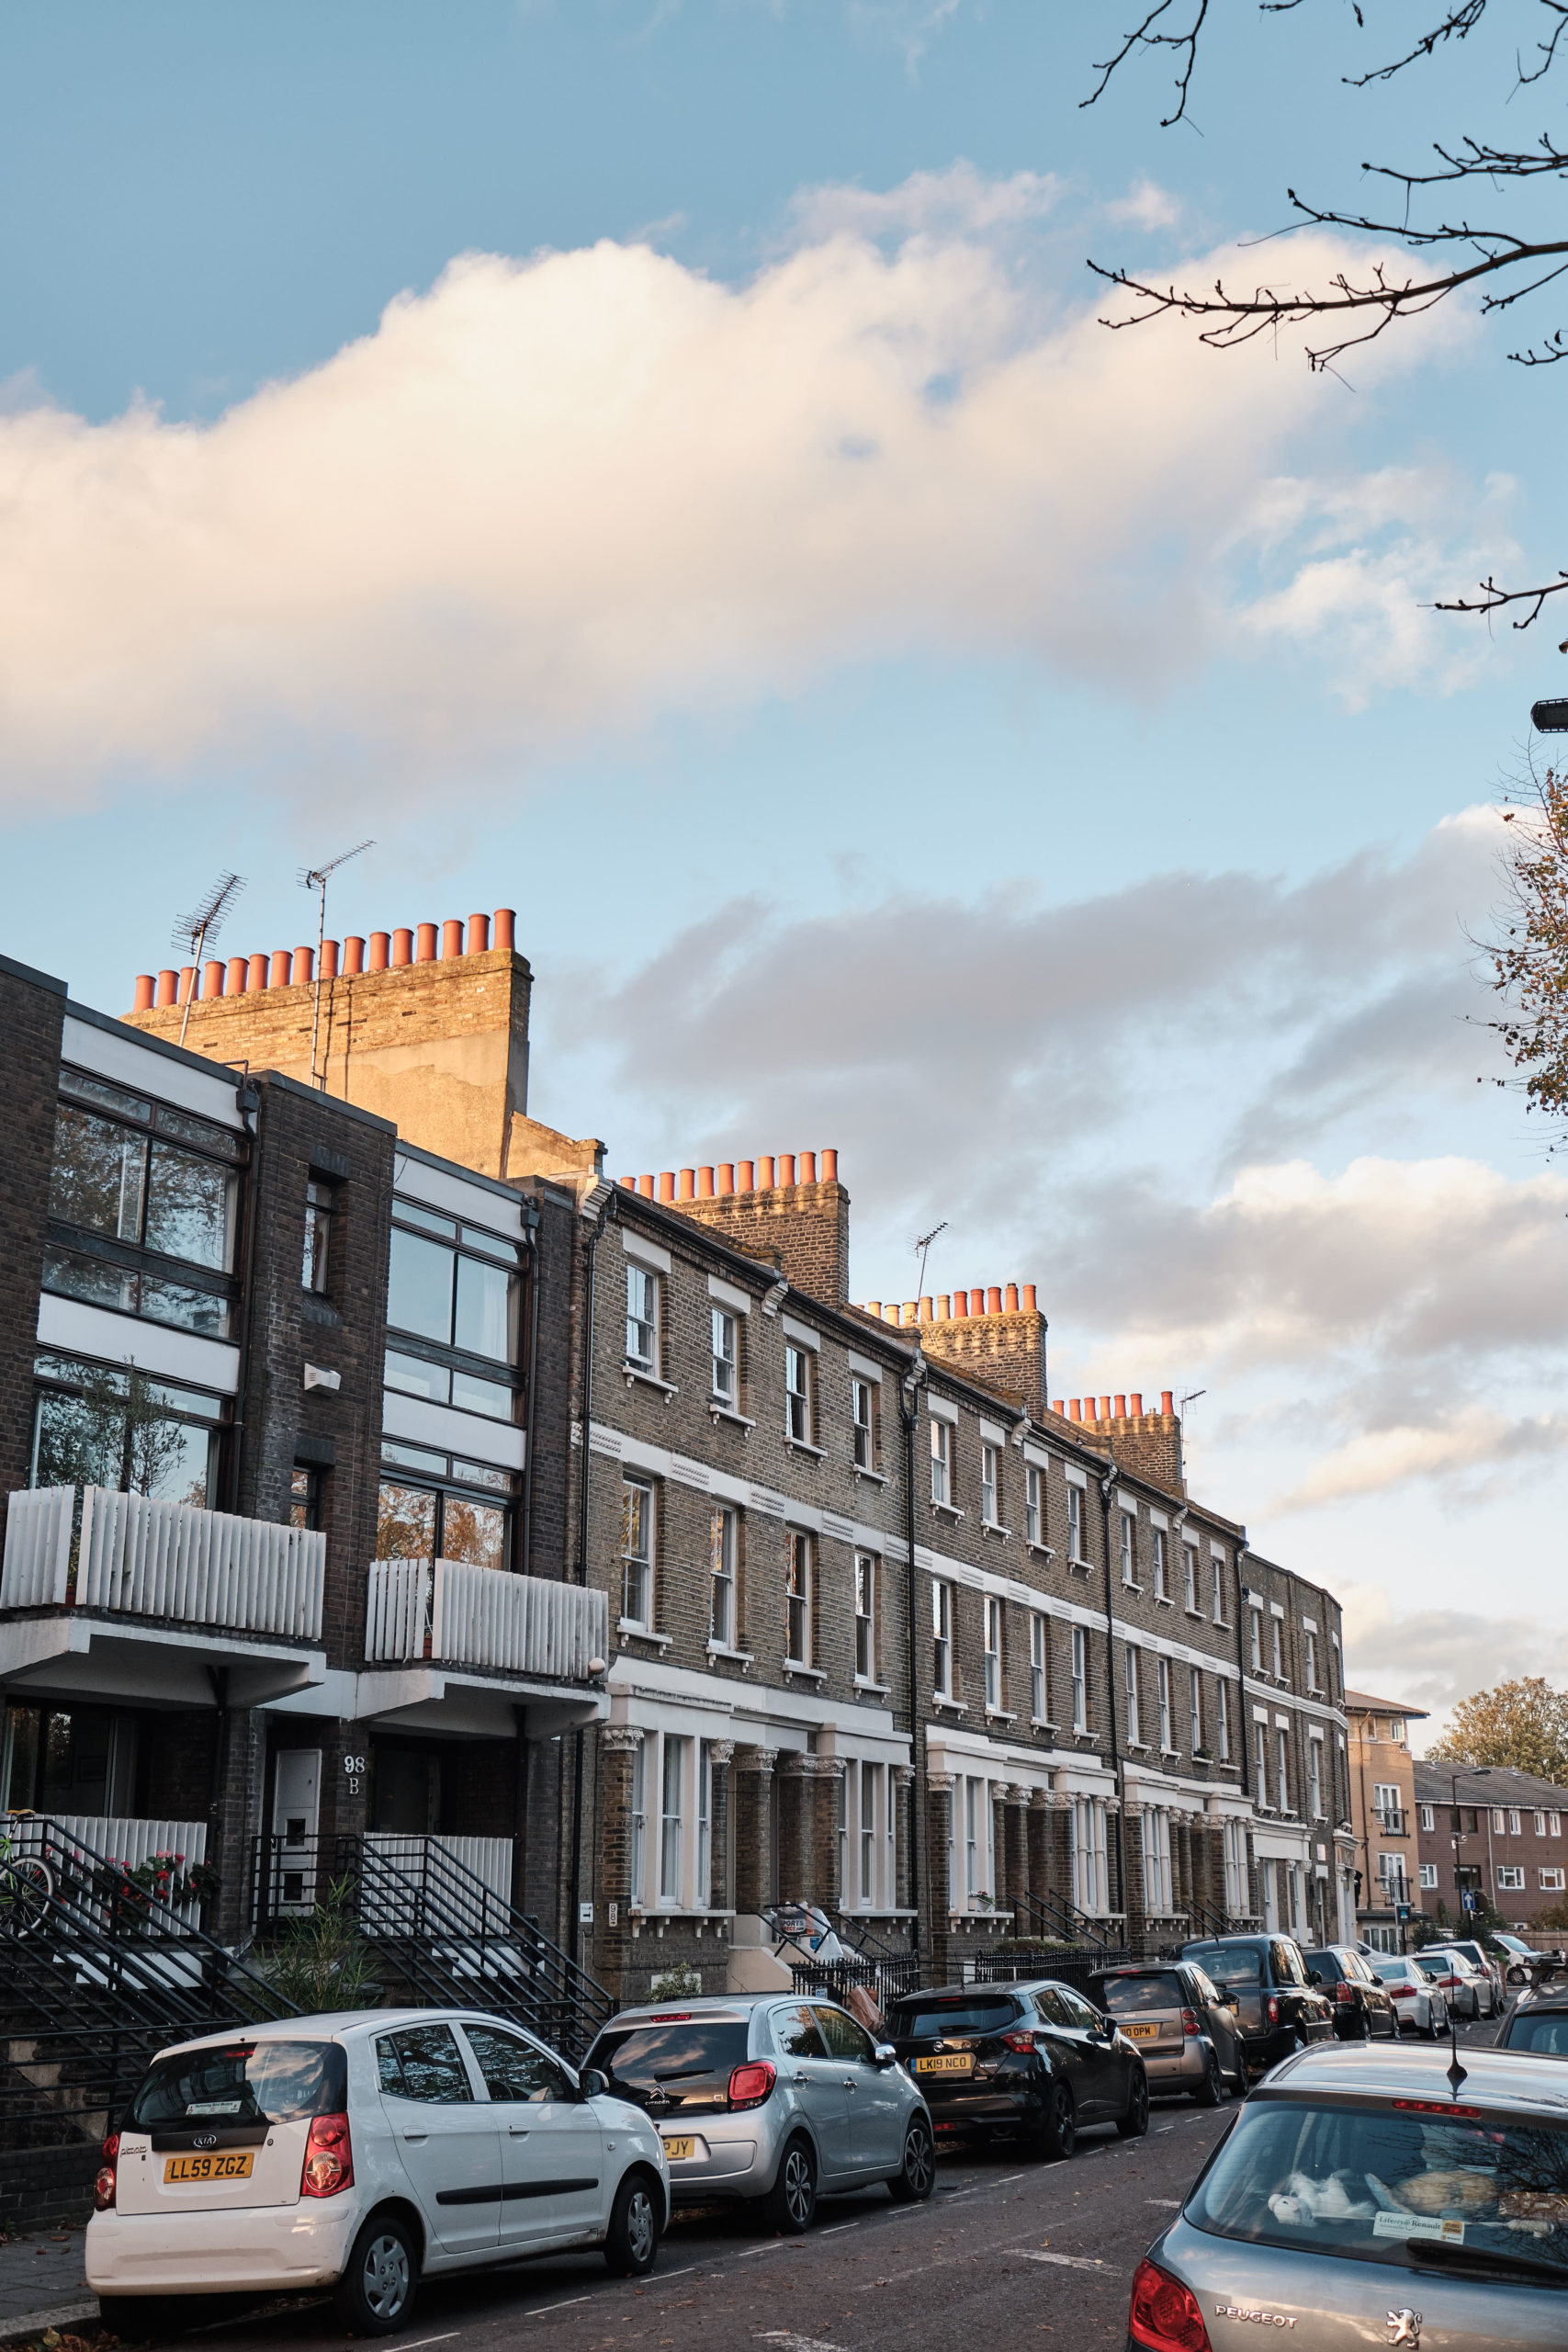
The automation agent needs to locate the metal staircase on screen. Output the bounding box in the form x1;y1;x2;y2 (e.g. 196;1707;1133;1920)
252;1834;614;2059
0;1815;299;2161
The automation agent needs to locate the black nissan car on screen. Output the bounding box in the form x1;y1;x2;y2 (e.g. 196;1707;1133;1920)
882;1979;1148;2159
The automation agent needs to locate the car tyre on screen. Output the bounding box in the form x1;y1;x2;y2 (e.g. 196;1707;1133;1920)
1029;2077;1077;2161
604;2168;661;2277
1193;2047;1223;2108
760;2134;817;2235
333;2211;419;2335
97;2298;181;2343
887;2115;935;2203
1115;2069;1150;2140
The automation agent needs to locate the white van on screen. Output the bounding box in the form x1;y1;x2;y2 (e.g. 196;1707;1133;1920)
87;2009;670;2334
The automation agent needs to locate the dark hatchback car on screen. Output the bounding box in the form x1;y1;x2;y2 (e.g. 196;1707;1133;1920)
1087;1962;1246;2103
1181;1934;1335;2077
1496;1967;1568;2057
882;1980;1148;2159
1303;1943;1400;2041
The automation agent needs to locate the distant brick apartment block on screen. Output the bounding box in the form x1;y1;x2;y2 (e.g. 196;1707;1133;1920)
1413;1759;1568;1929
1347;1689;1428;1951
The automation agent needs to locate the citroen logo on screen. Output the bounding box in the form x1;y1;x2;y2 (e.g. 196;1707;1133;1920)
1386;2315;1422;2349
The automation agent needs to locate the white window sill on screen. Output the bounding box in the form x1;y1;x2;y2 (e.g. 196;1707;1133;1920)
709;1399;755;1430
853;1675;890;1696
617;1618;672;1646
981;1520;1010;1542
931;1500;964;1522
1072;1728;1096;1744
1067;1555;1092;1574
1126;1740;1150;1754
1122;1580;1142;1595
932;1693;967;1714
705;1642;754;1666
1160;1747;1181;1760
786;1436;826;1459
1217;1761;1242;1773
1154;1594;1173;1608
624;1363;678;1400
854;1464;888;1485
1026;1539;1055;1559
1185;1606;1204;1619
784;1659;826;1681
985;1707;1017;1724
1032;1719;1058;1735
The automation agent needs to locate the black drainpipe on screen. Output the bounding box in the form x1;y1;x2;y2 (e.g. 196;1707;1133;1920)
899;1351;925;1969
568;1189;608;1964
1100;1458;1127;1923
222;1079;262;1513
1234;1547;1253;1801
519;1204;542;1580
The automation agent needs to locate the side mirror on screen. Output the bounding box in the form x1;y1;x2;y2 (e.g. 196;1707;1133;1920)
579;2067;609;2099
872;2043;897;2069
1308;1971;1323;1987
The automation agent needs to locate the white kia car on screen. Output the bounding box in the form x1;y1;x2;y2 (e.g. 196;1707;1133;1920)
87;2009;670;2335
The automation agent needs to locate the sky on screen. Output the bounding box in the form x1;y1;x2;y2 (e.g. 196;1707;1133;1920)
3;0;1566;1741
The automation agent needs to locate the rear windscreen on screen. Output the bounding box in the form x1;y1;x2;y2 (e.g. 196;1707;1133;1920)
1507;2014;1568;2057
587;2021;750;2110
1099;1975;1186;2015
1188;2099;1568;2281
890;1999;1019;2040
1187;1947;1262;1988
129;2041;346;2130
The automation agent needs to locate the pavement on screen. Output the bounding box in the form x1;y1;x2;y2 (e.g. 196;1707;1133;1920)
0;2012;1501;2351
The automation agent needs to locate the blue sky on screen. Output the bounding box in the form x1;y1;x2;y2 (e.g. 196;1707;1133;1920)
4;0;1565;1731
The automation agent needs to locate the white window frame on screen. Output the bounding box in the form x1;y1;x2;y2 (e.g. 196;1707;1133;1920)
629;1736;647;1907
1125;1645;1141;1745
1070;1624;1088;1733
931;1418;953;1508
1419;1804;1435;1833
932;1578;953;1698
1418;1862;1438;1890
1276;1725;1291;1814
1025;1464;1043;1545
1212;1557;1225;1625
980;1442;1001;1527
1271;1615;1284;1679
983;1594;1002;1710
1249;1607;1263;1672
784;1344;813;1446
1554;1813;1563;1838
711;1306;737;1406
1157;1656;1172;1751
852;1376;875;1470
1255;1717;1270;1806
1066;1483;1084;1563
1215;1677;1230;1762
1030;1613;1047;1722
1120;1510;1136;1586
626;1261;659;1372
1303;1627;1318;1690
1190;1665;1202;1755
1497;1864;1526;1893
854;1552;876;1681
1538;1811;1550;1838
697;1740;713;1906
709;1503;736;1647
659;1735;685;1906
621;1474;654;1629
1151;1525;1167;1600
1308;1736;1324;1822
1542;1867;1566;1893
785;1529;814;1666
1510;1809;1523;1837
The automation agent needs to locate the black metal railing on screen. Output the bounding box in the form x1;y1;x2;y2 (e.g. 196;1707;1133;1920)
970;1945;1133;1994
250;1834;614;2059
0;1815;299;2154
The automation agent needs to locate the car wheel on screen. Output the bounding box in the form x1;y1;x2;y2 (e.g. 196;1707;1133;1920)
97;2298;180;2343
1422;2010;1440;2041
887;2115;935;2204
1115;2069;1150;2140
604;2168;661;2277
1192;2047;1223;2108
333;2212;419;2335
760;2135;817;2234
1356;2007;1373;2043
1230;2051;1249;2097
1028;2077;1077;2161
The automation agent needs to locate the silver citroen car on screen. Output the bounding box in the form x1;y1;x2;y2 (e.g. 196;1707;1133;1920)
583;1994;933;2232
1128;2041;1568;2350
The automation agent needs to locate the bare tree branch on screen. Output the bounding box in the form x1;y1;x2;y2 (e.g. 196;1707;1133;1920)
1429;572;1568;624
1081;0;1211;126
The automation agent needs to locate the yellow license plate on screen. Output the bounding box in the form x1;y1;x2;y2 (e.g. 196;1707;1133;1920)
913;2053;972;2075
661;2136;695;2162
1122;2022;1161;2041
164;2153;254;2184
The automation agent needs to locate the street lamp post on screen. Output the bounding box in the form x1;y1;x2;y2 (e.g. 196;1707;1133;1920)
1450;1767;1495;1933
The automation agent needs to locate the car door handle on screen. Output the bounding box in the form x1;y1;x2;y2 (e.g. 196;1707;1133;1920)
794;2072;809;2083
843;2076;857;2091
508;2125;530;2137
401;2130;428;2143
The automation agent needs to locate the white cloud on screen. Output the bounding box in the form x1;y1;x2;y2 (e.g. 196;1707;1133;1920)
0;176;1488;811
1342;1582;1568;1737
1106;176;1179;232
1274;1408;1568;1511
790;161;1062;241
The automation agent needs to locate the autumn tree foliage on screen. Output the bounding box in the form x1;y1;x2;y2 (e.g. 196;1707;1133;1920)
1479;768;1568;1131
1427;1675;1568;1782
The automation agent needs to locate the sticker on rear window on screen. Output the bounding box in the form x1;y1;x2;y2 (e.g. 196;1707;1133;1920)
1372;2212;1466;2245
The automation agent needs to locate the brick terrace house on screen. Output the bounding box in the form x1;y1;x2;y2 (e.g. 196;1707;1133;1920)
1413;1759;1568;1929
18;908;1364;2002
1346;1690;1427;1950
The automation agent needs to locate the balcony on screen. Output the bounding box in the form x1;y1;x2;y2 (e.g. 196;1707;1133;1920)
1374;1809;1409;1836
360;1558;609;1738
1;1486;327;1706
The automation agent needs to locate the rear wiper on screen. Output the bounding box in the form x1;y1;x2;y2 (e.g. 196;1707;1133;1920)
1411;2244;1568;2288
652;2067;716;2083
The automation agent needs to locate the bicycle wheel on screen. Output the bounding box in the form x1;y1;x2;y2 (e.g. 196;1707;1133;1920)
6;1858;54;1937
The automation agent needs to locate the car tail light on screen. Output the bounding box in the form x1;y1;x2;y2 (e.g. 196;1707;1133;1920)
1180;2007;1201;2037
728;2061;777;2111
301;2111;354;2199
95;2133;118;2212
1266;1996;1280;2026
1335;1980;1356;2004
1389;1984;1416;1999
1002;2030;1036;2053
1129;2256;1212;2352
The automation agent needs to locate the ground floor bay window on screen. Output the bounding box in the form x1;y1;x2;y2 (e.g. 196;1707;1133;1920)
1071;1795;1110;1917
625;1726;725;1917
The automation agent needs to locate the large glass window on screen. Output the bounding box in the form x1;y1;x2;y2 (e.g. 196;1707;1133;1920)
931;1419;952;1507
786;1531;813;1664
854;1554;876;1679
1030;1614;1047;1720
30;1352;221;1507
852;1376;877;1470
932;1579;953;1697
711;1307;737;1405
622;1476;654;1625
302;1180;333;1293
375;1440;517;1570
45;1072;243;1339
626;1263;658;1371
387;1200;522;1366
785;1345;812;1444
710;1505;736;1645
660;1736;685;1904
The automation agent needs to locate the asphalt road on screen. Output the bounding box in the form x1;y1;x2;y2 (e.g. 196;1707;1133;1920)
76;2015;1503;2352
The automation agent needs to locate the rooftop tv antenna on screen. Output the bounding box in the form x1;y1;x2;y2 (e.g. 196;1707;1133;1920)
172;873;246;1049
300;840;374;1088
912;1220;948;1301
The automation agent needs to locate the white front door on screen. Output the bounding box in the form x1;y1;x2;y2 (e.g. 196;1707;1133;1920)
271;1749;321;1915
458;2021;605;2249
376;2023;501;2257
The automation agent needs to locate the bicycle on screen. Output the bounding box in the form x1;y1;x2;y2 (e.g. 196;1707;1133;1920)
0;1818;55;1937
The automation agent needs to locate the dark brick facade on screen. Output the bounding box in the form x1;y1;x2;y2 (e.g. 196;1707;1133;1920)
0;955;68;1527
